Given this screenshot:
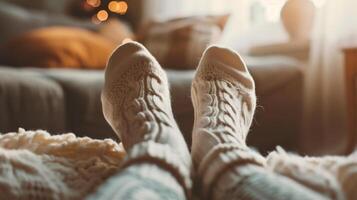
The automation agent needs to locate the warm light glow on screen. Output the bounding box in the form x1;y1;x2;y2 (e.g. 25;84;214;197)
259;0;326;22
260;0;286;22
122;38;133;44
108;1;119;12
312;0;326;7
108;1;128;15
86;0;101;7
117;1;128;15
97;10;109;21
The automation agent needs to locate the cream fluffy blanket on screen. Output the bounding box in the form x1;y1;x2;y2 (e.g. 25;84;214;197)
0;129;356;200
0;128;126;200
266;147;357;200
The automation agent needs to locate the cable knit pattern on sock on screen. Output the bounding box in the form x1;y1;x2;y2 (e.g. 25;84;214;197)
191;46;257;165
0;128;125;200
102;44;174;149
190;46;335;200
191;46;264;199
101;42;192;197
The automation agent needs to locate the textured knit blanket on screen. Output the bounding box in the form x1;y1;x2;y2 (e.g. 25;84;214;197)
0;128;126;200
266;147;357;200
0;129;356;200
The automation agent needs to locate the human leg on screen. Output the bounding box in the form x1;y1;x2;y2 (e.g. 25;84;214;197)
191;46;327;200
89;42;191;200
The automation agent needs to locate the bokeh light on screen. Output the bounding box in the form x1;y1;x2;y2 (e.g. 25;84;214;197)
97;10;109;21
108;1;119;12
86;0;101;7
117;1;128;15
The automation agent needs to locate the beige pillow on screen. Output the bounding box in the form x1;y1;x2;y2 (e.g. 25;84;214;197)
138;15;229;70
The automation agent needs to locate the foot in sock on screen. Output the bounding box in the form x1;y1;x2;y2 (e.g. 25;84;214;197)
101;41;191;196
191;46;258;168
191;46;327;200
190;46;267;199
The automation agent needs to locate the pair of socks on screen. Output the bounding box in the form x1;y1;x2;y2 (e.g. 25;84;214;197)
97;42;338;200
100;42;257;198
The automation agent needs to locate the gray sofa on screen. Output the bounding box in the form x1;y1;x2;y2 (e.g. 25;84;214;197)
0;55;303;153
0;0;304;153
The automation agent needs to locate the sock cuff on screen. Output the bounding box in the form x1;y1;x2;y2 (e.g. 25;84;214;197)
198;143;265;198
120;141;192;198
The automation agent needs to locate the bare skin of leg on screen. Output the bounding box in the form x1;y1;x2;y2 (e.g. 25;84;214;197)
89;42;191;200
191;46;330;200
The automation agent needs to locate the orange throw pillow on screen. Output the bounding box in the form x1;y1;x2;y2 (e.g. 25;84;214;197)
0;27;117;69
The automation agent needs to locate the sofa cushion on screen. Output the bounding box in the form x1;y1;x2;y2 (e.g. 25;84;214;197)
0;67;66;133
167;70;195;143
247;56;304;152
34;68;114;140
245;55;303;95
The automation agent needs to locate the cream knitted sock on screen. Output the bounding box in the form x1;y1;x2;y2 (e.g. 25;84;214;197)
191;46;258;166
191;46;264;197
101;42;191;198
191;46;327;200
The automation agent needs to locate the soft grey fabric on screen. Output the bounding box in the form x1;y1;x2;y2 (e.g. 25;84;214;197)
246;56;304;152
0;1;97;45
24;68;197;141
0;67;66;134
0;0;75;14
0;55;303;152
37;68;112;139
245;55;303;95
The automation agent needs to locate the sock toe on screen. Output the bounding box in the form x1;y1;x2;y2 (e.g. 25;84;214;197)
101;41;167;140
200;45;247;72
110;41;148;62
196;45;254;90
105;41;160;81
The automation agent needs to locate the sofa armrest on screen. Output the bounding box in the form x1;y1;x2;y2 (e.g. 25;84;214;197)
248;40;310;61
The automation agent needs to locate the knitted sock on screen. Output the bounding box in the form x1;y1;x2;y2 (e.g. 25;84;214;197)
101;42;191;198
191;46;328;200
191;46;258;165
191;46;264;198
